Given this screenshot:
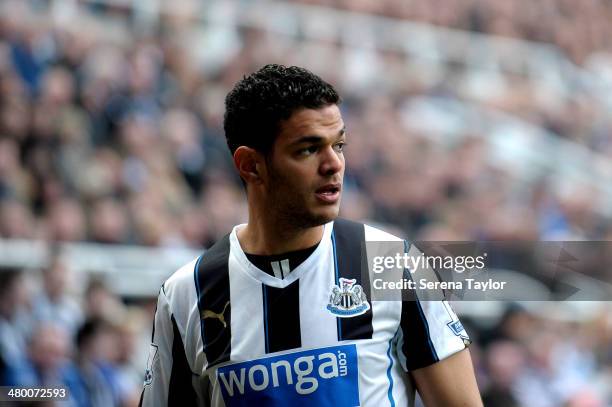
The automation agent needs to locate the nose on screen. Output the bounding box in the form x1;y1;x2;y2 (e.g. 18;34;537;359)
319;145;344;177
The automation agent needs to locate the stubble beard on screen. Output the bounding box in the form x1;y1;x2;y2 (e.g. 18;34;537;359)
266;167;337;231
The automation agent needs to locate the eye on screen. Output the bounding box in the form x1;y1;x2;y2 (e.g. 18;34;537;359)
298;146;318;156
333;142;346;153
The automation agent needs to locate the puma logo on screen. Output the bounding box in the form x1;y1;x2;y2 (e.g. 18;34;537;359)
201;301;230;328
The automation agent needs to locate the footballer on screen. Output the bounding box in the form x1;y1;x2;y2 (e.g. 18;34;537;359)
140;64;482;407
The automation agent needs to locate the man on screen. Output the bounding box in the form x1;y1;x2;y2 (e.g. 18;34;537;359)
140;64;482;406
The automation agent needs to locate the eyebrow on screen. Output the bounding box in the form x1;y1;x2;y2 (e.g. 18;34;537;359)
291;127;346;146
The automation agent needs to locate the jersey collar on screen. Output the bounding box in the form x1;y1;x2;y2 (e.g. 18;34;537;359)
229;221;333;288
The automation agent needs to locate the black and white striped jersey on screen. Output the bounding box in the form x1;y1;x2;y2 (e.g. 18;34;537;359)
140;218;470;407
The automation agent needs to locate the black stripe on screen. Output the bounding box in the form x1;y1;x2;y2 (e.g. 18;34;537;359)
150;316;156;344
168;315;198;406
400;267;439;370
332;218;373;341
262;280;301;353
195;235;232;368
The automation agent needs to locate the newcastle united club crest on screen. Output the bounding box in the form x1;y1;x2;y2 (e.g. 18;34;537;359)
327;278;370;317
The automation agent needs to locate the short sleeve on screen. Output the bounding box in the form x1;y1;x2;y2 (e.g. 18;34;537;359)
394;240;471;372
140;287;174;406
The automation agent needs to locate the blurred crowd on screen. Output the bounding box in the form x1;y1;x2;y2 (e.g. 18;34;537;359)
0;1;611;406
465;305;611;407
0;257;151;406
296;0;612;65
0;1;611;248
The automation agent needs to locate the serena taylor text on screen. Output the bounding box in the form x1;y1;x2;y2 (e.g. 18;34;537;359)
373;278;507;291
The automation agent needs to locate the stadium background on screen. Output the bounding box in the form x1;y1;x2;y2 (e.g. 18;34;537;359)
0;0;610;406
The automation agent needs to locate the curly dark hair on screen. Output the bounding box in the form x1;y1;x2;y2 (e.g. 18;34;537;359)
223;64;341;155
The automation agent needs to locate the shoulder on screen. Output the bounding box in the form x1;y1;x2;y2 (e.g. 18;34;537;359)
163;234;229;295
162;234;232;305
161;257;199;304
333;218;403;242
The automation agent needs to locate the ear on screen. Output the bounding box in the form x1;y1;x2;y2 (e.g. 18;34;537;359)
233;146;265;185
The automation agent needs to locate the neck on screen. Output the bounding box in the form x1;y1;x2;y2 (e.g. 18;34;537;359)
238;207;324;255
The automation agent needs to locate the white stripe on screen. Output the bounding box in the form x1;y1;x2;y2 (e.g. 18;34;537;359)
271;261;283;279
280;259;290;277
160;258;204;371
298;241;338;348
229;252;266;361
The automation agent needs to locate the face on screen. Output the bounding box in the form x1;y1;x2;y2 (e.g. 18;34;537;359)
262;104;345;229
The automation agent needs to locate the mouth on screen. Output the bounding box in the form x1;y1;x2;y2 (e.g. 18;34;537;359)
315;183;341;204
